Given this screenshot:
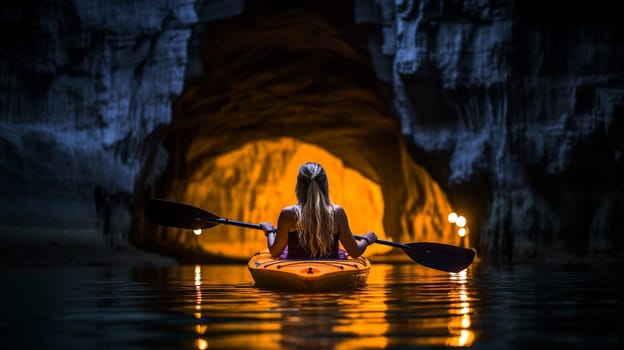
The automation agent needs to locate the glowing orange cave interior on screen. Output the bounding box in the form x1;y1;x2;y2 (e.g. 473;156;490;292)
137;3;463;261
185;138;389;258
146;134;461;260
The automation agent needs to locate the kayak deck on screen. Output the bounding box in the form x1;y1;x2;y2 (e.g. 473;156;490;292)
248;250;371;291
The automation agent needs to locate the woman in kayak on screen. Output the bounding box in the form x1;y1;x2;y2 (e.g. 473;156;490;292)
260;162;377;259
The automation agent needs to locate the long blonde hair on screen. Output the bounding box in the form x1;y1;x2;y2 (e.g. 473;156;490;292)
293;162;335;258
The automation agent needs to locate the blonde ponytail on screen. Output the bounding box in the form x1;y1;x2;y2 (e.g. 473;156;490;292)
294;162;335;257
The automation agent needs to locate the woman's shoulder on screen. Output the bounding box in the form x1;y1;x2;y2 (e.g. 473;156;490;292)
332;204;344;212
332;204;346;217
278;205;298;228
279;205;298;219
281;204;298;213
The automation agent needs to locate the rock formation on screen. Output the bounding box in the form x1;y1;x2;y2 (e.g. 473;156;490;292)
1;0;197;262
2;0;622;263
356;0;624;261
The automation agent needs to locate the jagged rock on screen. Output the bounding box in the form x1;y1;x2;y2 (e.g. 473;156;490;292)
359;0;624;261
0;0;197;260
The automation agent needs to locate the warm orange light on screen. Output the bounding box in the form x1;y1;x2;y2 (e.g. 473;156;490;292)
196;338;208;350
333;265;390;350
457;329;474;346
195;264;202;312
448;212;458;223
186;138;390;259
455;216;466;227
461;315;471;328
458;228;467;237
179;136;458;259
195;324;207;334
449;269;468;281
459;303;470;315
164;265;283;347
446;268;474;347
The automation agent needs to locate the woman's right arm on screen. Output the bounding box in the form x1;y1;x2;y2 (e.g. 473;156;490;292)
335;206;376;258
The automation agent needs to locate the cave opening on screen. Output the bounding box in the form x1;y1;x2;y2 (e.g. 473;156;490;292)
134;0;461;261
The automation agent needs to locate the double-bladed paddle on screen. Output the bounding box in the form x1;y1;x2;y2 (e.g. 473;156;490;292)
145;198;476;273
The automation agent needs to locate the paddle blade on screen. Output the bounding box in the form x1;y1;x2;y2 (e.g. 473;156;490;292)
402;242;476;273
145;199;219;229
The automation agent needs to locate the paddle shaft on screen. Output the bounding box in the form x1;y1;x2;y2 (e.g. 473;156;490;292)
210;218;448;254
214;221;380;245
353;235;405;249
219;222;377;246
211;217;263;230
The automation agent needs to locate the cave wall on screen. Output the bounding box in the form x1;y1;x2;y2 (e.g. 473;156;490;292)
356;0;624;261
0;0;198;251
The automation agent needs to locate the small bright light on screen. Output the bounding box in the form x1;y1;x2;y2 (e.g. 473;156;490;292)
193;228;202;235
458;228;467;237
448;212;458;223
196;338;208;350
456;216;467;227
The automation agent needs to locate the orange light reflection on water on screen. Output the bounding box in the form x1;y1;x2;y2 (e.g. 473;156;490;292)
169;262;475;349
369;264;477;348
446;270;475;347
189;265;282;349
333;264;391;350
194;265;207;348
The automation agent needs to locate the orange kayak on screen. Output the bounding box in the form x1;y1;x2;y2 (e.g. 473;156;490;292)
248;250;371;291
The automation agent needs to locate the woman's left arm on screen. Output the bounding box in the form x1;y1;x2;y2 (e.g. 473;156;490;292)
265;208;290;258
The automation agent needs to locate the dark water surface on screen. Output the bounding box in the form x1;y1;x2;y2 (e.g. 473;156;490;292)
1;261;622;349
